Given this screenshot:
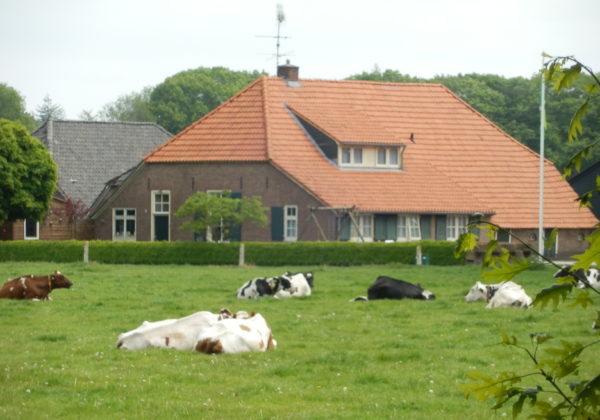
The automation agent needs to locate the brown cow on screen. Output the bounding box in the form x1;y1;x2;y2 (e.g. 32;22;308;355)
0;271;72;300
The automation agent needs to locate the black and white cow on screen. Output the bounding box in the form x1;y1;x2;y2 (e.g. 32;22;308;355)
553;264;599;290
236;276;281;299
274;272;314;298
464;281;532;309
353;276;435;301
236;272;314;299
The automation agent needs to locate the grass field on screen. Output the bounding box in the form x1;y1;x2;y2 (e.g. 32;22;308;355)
0;262;598;419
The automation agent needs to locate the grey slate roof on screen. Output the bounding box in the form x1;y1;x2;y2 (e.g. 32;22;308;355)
33;120;171;208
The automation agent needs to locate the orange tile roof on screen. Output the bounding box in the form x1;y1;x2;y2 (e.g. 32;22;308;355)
144;76;598;229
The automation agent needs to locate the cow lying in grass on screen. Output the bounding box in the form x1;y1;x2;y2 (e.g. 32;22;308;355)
117;309;275;354
195;312;277;354
464;281;532;308
553;263;599;290
0;271;72;300
352;276;436;301
236;272;314;299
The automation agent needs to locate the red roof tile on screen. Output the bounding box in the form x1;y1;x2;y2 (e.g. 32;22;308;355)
144;77;598;229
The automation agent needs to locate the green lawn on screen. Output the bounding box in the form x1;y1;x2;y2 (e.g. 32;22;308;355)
0;262;597;419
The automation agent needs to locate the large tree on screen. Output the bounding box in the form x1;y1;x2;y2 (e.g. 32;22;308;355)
0;119;57;225
35;94;65;123
149;67;265;134
99;87;155;123
0;83;37;131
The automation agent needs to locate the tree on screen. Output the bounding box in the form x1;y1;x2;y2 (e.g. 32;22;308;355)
456;56;600;419
78;109;97;121
149;67;265;134
175;191;267;242
99;86;155;123
35;94;65;123
0;83;37;131
0;119;57;225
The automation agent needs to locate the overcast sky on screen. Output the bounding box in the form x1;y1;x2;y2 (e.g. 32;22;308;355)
2;0;599;119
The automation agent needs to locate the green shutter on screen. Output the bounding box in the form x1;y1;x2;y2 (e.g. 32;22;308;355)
420;215;431;240
435;215;447;240
386;215;397;240
229;192;242;242
271;207;284;241
339;216;350;241
374;216;386;241
468;215;480;239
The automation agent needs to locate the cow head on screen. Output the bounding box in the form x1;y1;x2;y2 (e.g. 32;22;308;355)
50;271;73;289
464;281;488;302
305;272;314;288
421;289;435;300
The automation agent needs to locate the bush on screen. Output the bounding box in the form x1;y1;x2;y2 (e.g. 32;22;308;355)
0;240;462;266
0;240;82;263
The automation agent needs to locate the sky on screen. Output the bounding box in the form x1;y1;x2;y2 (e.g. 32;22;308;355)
2;0;600;119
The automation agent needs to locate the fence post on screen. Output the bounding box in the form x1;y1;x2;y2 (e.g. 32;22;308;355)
83;241;89;264
238;243;245;266
415;245;422;266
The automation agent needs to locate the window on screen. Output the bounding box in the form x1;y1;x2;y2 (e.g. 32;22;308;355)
446;215;468;240
113;208;136;241
340;147;364;166
284;205;298;241
397;215;421;241
377;148;400;168
352;214;373;241
24;218;39;240
151;190;170;241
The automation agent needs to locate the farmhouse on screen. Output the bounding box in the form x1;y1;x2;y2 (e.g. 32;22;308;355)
89;64;597;258
0;120;171;240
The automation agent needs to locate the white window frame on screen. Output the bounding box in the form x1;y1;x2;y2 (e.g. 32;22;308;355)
376;148;400;168
447;215;468;241
397;215;421;241
340;147;364;167
24;219;39;240
352;214;373;241
151;190;170;242
112;208;136;241
284;205;298;242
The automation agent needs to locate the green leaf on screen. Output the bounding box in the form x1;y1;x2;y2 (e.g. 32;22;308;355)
567;290;594;309
567;100;589;142
573;373;600;417
572;229;600;270
533;284;572;310
529;333;553;346
481;257;532;283
454;232;478;258
544;229;558;250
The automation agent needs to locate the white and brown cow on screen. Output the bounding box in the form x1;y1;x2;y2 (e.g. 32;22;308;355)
116;309;240;351
465;281;532;308
0;271;72;300
195;312;277;354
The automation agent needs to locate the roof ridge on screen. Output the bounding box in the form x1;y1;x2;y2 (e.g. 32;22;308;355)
264;76;446;88
144;76;265;162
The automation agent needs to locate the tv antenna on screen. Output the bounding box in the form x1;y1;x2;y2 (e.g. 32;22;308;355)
256;4;290;72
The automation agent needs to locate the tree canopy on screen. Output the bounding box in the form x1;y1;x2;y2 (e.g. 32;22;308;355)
35;94;65;123
175;190;267;242
0;119;57;225
148;67;265;135
0;83;37;131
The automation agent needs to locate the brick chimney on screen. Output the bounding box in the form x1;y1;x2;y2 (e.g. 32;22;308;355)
277;60;299;82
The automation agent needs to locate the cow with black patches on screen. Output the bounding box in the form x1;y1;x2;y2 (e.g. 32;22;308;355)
553;263;599;290
274;271;314;298
465;281;532;308
236;276;281;299
352;276;435;301
0;271;72;300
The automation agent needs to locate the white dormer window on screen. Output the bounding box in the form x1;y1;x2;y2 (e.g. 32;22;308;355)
377;148;399;167
341;147;363;166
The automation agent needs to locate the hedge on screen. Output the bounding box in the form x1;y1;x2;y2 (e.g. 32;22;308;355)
0;240;462;266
